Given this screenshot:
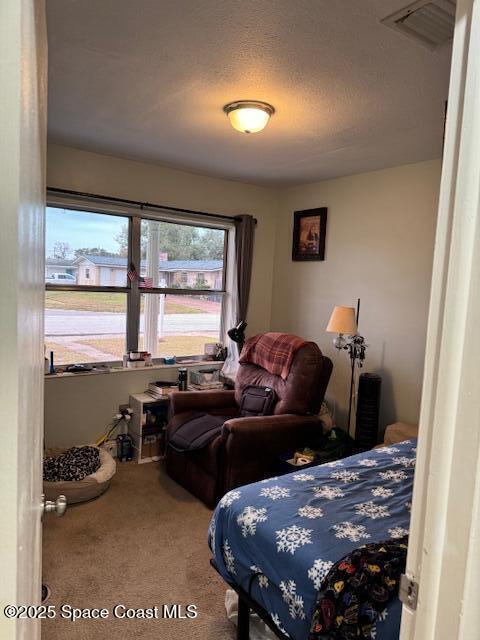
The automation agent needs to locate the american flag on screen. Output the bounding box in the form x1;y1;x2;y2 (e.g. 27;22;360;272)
127;263;137;282
139;276;154;288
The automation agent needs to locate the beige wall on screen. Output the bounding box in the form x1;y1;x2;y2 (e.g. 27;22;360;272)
271;159;441;430
47;144;278;335
46;147;440;445
77;262;99;285
45;144;277;446
45;364;220;448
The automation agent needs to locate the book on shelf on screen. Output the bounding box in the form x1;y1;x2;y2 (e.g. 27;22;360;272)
146;381;178;399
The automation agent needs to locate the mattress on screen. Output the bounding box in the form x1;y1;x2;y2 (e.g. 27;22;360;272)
209;439;416;639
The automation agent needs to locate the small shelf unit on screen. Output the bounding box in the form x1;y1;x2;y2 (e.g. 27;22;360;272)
128;392;170;464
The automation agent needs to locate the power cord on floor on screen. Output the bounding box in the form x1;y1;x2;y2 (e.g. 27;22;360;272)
95;416;125;447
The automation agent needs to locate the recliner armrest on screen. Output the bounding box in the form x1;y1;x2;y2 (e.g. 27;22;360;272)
221;414;322;491
223;413;320;438
169;390;237;416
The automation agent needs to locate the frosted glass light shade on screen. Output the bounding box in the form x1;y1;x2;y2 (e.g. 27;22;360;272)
224;101;274;134
326;306;357;335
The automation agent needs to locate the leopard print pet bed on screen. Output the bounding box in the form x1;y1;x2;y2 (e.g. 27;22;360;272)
43;446;116;504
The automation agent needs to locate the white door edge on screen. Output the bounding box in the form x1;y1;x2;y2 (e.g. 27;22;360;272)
0;2;47;639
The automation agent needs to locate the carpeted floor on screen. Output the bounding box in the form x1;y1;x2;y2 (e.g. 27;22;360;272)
42;461;236;640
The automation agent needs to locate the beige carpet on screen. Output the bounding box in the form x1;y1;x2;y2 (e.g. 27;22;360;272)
42;461;236;639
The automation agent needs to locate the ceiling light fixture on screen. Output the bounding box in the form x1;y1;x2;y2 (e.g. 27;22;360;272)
223;100;275;134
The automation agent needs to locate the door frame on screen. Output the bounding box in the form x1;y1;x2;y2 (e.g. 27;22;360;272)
400;0;480;638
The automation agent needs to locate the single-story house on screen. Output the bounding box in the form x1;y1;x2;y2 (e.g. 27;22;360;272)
45;257;78;280
74;254;223;288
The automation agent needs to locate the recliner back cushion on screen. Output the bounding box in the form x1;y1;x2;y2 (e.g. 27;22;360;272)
235;342;329;415
239;385;277;417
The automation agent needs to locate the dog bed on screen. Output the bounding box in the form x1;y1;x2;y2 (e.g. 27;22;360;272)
43;446;116;504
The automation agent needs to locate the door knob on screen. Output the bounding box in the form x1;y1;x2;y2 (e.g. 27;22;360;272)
42;494;67;518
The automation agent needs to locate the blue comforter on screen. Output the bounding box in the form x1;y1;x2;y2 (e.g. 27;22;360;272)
209;439;416;640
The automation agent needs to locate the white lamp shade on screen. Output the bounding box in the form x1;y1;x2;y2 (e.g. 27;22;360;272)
227;107;270;133
326;306;357;335
224;101;274;134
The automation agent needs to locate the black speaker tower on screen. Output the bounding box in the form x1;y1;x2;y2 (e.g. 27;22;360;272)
355;373;382;450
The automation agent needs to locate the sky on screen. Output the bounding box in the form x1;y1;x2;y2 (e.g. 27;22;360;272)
46;207;126;257
46;206;223;260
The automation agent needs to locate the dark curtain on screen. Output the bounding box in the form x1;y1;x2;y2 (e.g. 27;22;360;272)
234;215;255;323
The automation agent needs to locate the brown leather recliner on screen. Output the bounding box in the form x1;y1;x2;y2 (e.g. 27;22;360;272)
165;340;332;508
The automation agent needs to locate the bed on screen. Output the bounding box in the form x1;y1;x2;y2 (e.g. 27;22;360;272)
209;439;416;639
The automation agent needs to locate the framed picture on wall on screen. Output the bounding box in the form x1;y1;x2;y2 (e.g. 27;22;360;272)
292;207;327;261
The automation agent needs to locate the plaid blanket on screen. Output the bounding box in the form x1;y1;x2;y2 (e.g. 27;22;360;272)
239;332;307;380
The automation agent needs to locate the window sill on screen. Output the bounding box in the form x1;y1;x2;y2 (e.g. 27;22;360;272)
44;360;223;380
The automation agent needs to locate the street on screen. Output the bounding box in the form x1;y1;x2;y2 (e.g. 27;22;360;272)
45;309;220;336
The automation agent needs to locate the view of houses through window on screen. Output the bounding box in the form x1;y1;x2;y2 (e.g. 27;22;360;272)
45;206;226;365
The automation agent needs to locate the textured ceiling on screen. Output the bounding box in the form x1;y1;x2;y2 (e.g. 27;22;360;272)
46;0;452;186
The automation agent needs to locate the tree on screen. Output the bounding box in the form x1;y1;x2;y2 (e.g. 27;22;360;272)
115;225;141;258
74;247;117;258
53;241;72;259
198;228;224;259
115;222;224;260
157;223;199;260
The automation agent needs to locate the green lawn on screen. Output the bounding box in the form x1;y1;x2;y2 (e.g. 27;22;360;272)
45;291;204;314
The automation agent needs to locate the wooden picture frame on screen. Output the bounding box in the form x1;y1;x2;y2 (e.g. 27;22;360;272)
292;207;327;261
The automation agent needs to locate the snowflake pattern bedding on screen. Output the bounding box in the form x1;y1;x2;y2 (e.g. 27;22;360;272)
209;439;416;640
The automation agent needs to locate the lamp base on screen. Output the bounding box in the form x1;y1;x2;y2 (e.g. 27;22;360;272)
333;333;347;350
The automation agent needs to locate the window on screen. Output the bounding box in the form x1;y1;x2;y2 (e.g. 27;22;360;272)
45;291;127;364
45;207;128;288
45;204;228;366
139;292;222;358
139;217;226;358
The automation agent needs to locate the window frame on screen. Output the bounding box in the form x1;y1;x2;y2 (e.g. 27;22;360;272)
45;197;230;365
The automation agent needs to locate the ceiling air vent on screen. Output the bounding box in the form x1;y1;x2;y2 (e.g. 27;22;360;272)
381;0;456;50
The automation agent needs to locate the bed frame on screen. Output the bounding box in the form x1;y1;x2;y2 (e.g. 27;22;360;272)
210;559;289;640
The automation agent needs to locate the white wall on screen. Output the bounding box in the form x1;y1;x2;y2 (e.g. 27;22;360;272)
45;145;278;446
271;159;441;430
